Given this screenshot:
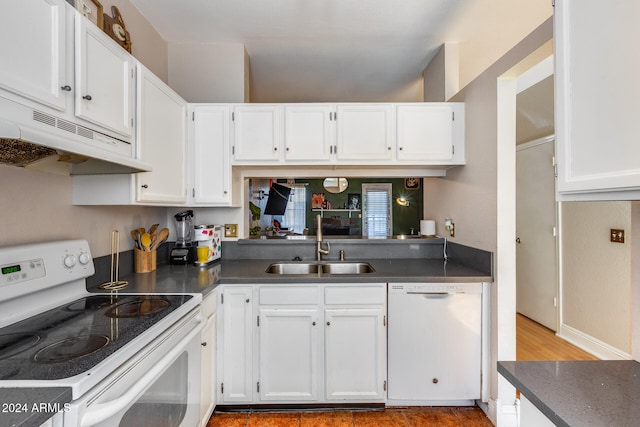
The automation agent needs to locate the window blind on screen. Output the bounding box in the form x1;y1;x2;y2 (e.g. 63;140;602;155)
362;184;392;237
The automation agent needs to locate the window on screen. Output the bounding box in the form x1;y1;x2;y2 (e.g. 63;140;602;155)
280;185;306;234
362;183;392;237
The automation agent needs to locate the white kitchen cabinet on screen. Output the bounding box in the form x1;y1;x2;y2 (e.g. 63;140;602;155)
72;65;187;205
555;0;640;199
284;104;335;163
0;0;69;111
396;103;464;164
189;105;232;206
199;291;217;427
75;14;135;139
324;285;387;401
258;308;319;401
231;104;283;163
217;286;253;404
335;104;393;162
136;64;187;203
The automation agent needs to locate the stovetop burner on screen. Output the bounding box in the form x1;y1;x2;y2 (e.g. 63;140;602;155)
0;333;41;360
33;334;110;364
106;296;171;318
0;294;193;381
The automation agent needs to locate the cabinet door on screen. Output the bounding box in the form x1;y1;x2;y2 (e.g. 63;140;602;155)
258;308;319;401
396;104;456;162
75;15;135;138
324;308;386;400
136;65;187;203
0;0;68;111
336;104;393;162
218;287;253;403
555;0;640;198
200;311;216;426
191;105;232;205
284;104;334;162
232;105;283;163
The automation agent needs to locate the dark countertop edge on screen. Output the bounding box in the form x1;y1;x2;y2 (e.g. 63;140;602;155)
218;275;492;285
237;237;446;244
0;387;72;427
497;362;571;427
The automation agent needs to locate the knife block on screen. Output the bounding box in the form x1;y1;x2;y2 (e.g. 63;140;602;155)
134;248;156;273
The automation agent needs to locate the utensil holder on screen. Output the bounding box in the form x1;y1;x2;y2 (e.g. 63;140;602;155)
134;248;156;273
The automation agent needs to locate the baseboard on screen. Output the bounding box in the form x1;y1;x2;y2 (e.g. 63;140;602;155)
557;323;632;360
488;398;518;427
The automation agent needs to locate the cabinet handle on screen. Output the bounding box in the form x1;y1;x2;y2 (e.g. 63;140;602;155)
61;85;72;92
141;184;148;189
82;95;92;101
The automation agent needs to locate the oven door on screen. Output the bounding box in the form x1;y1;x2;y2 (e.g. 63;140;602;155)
67;308;202;427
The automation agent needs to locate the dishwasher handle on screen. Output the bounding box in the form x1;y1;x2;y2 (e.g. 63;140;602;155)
406;291;455;298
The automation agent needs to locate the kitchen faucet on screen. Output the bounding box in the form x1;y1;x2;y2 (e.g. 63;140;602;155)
316;214;330;261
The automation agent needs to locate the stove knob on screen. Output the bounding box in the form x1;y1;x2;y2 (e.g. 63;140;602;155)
78;252;91;265
63;254;77;268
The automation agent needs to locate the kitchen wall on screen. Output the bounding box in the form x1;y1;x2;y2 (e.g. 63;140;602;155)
421;18;554;415
561;201;632;355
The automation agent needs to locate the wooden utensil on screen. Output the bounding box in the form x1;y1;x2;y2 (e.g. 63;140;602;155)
148;223;159;235
140;233;152;251
150;228;169;251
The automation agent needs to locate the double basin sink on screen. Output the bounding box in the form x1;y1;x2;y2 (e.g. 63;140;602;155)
266;261;375;275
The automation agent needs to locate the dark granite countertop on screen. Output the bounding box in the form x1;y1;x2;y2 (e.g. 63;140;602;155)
498;360;640;427
87;257;491;294
0;387;71;427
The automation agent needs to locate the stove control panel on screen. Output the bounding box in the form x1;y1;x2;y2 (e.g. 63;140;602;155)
0;258;46;286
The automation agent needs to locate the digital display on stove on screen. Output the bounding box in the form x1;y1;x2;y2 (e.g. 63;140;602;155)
1;264;21;275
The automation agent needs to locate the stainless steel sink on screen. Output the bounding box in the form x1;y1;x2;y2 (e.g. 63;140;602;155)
265;262;375;275
265;262;320;274
321;262;375;274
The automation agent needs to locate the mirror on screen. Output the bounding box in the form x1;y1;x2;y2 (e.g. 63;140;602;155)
323;177;349;193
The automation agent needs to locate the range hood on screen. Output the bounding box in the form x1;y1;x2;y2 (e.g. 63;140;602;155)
0;96;152;175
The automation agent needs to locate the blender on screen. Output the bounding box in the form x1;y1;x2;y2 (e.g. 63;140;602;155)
170;210;196;264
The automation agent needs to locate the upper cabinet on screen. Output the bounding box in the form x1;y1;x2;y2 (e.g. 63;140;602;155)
0;0;69;111
555;0;640;200
284;104;334;163
232;104;283;163
75;15;135;139
396;103;464;164
135;65;187;204
336;104;394;162
190;104;232;206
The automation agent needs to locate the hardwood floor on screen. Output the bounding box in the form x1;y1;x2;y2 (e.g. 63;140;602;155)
516;313;598;360
207;407;493;427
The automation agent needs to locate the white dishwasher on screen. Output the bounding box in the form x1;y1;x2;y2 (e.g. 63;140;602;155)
387;282;482;405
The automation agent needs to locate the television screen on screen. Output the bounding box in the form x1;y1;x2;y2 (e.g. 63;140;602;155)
264;183;291;215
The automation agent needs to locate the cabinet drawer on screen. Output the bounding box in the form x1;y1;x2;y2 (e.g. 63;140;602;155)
259;286;319;305
324;285;386;305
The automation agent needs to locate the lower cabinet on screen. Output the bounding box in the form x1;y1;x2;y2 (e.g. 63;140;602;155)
199;291;217;426
216;283;387;405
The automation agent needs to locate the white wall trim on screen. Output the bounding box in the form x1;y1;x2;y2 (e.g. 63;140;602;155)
557;323;632;360
516;134;555;152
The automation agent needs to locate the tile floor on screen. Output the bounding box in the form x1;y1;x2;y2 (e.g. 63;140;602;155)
207;407;494;427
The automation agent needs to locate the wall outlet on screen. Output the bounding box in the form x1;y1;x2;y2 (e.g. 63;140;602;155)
225;224;238;238
610;229;625;243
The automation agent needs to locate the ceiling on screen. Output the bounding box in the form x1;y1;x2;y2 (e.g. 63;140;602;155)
128;0;552;102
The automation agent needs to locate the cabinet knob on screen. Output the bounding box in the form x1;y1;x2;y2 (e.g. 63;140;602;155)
201;342;207;347
432;378;439;384
61;85;72;92
273;147;278;151
312;321;316;326
399;147;403;151
246;298;250;303
141;184;149;189
326;321;330;326
82;95;92;101
388;146;392;150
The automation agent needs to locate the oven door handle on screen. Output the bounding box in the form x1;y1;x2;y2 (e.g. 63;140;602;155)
80;315;203;427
